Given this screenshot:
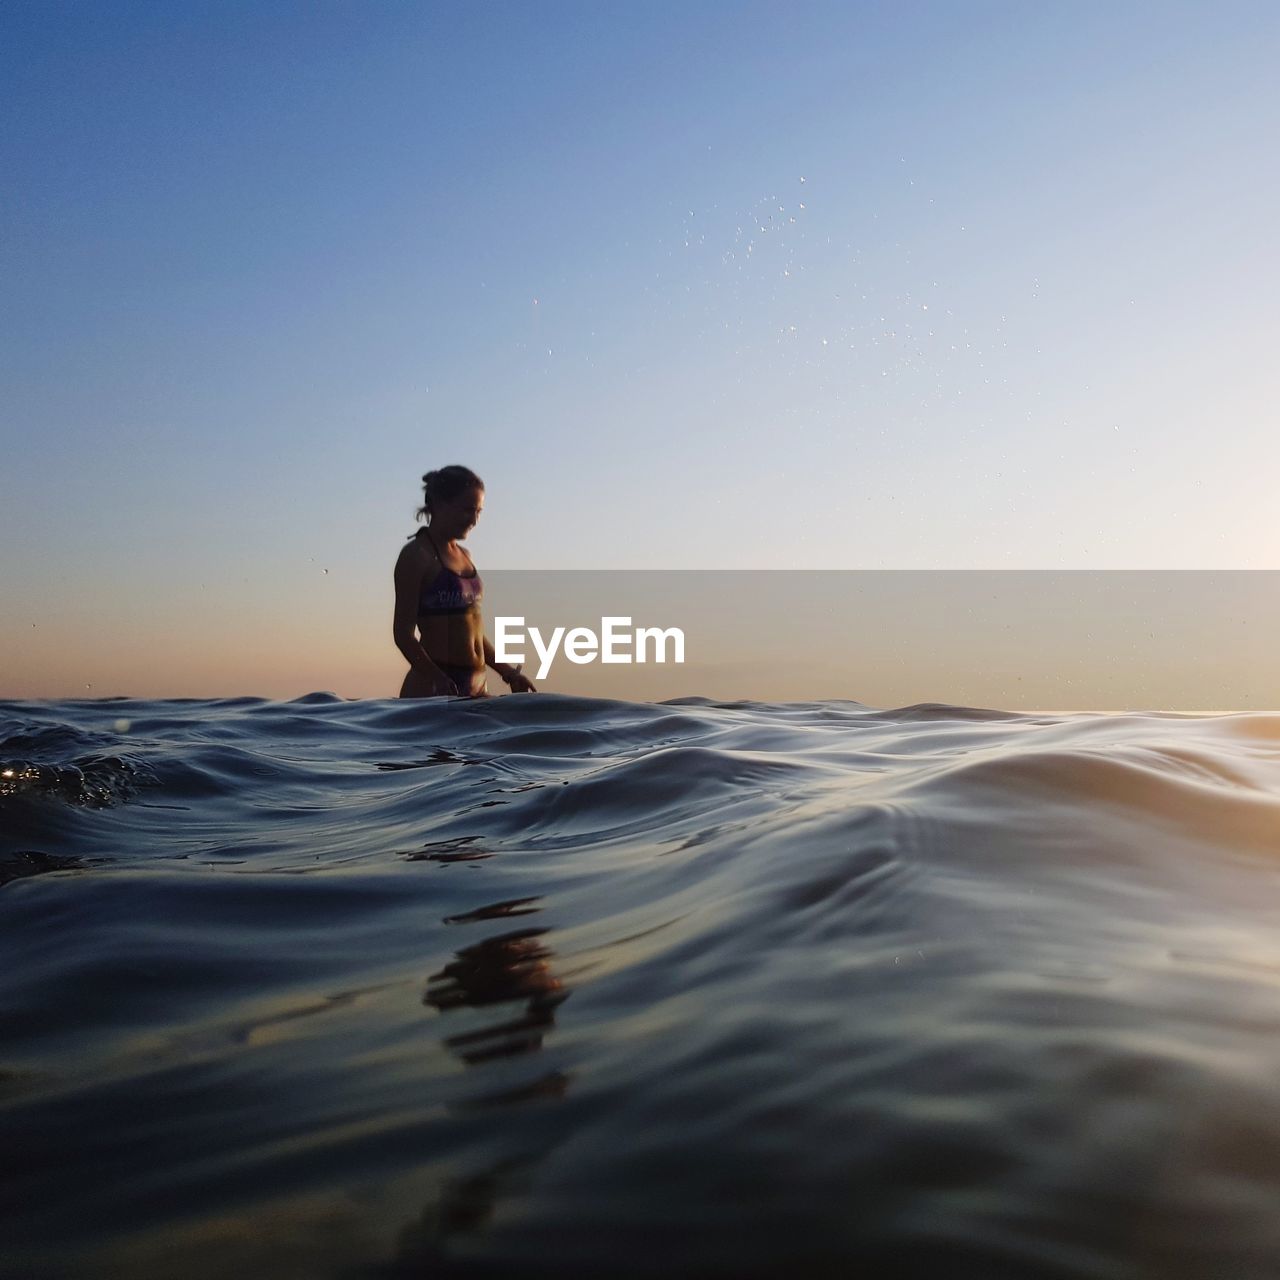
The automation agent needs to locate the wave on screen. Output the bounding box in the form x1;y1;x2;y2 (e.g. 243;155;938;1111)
3;694;1280;1278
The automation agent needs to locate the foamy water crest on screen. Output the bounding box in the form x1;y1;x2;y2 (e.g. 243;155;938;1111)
4;694;1280;1278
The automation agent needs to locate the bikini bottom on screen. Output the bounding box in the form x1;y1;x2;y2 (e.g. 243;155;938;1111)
437;662;488;697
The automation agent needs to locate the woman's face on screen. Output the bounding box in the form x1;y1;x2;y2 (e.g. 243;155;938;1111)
441;486;484;538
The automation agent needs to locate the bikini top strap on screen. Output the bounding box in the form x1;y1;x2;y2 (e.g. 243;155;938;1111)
419;526;475;577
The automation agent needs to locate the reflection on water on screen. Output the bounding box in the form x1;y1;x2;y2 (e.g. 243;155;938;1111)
426;924;569;1067
443;896;543;925
372;913;574;1275
402;836;495;863
368;1155;543;1280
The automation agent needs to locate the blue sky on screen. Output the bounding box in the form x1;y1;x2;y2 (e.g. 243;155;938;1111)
3;1;1278;695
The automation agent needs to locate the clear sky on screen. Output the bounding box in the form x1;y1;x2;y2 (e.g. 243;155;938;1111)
3;2;1278;698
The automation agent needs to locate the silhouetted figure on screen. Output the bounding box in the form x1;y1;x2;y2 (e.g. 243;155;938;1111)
393;466;537;698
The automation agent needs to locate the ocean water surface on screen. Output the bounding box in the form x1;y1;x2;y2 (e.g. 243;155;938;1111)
4;692;1280;1279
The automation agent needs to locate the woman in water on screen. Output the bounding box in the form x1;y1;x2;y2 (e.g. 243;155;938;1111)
394;466;538;698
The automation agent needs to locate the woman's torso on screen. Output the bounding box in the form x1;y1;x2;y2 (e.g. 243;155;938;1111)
411;528;486;678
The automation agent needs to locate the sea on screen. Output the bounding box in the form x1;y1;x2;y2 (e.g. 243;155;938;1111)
3;692;1280;1279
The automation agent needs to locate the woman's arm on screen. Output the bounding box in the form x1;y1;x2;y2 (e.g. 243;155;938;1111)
484;635;537;692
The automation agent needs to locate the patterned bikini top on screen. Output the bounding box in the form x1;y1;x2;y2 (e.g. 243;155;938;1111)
415;529;483;616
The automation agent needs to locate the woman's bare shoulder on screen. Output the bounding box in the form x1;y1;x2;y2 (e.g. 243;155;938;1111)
396;533;435;575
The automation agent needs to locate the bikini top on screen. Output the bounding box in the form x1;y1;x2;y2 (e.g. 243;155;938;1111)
415;529;483;616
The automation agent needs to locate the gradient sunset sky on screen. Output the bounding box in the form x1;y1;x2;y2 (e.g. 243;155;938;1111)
2;2;1277;698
